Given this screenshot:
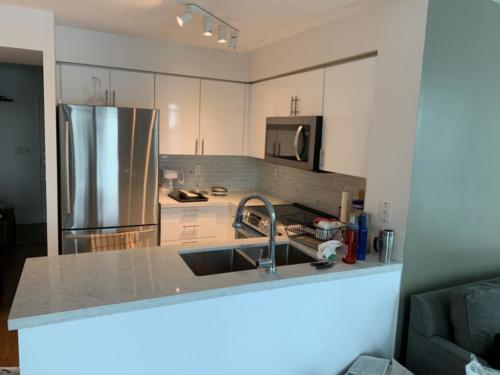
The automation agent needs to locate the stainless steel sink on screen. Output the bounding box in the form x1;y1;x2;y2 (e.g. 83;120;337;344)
237;244;317;267
179;244;317;277
179;249;256;276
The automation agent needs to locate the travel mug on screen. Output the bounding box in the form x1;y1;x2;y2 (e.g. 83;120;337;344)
373;229;395;264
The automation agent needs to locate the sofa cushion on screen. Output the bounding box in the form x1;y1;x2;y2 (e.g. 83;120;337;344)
450;283;500;356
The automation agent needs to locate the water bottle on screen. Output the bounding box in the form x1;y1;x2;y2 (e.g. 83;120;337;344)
357;213;368;260
342;214;359;264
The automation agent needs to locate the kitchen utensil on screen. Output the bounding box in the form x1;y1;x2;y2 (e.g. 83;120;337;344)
374;229;395;264
211;186;228;196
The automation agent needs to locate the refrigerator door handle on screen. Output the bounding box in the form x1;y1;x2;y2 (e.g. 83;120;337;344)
64;120;71;215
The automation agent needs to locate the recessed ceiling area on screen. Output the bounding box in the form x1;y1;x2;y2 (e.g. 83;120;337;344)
0;46;43;66
0;0;384;52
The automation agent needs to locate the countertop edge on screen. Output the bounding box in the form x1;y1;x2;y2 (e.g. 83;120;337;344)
8;262;402;331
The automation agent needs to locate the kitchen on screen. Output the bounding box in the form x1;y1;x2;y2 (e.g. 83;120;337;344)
0;0;428;374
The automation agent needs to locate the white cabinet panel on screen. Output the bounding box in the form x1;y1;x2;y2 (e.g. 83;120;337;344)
272;70;324;116
200;80;245;156
321;57;376;178
110;70;154;109
247;81;274;159
60;65;109;105
155;75;200;155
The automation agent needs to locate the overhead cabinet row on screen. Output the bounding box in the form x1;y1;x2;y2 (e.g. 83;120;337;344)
57;64;246;156
56;56;376;177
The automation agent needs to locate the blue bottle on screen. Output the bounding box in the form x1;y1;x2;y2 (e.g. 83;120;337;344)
357;213;368;260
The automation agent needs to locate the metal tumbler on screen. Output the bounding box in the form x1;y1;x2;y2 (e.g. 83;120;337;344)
373;229;395;264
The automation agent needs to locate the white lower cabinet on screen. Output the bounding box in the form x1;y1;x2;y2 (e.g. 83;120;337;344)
321;57;377;178
160;206;230;246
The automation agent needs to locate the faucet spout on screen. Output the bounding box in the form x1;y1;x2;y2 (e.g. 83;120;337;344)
233;194;277;274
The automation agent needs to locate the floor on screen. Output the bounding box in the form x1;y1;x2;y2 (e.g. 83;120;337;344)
0;224;46;367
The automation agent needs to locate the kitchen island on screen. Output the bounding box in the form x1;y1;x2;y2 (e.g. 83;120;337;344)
9;238;402;375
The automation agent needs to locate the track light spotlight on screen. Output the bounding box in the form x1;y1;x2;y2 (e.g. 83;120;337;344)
203;16;213;36
229;33;238;49
218;24;227;44
176;4;196;27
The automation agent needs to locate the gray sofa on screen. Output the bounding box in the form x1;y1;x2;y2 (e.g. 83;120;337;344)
406;277;500;375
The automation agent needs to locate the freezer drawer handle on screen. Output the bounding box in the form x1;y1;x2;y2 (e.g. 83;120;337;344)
64;120;71;215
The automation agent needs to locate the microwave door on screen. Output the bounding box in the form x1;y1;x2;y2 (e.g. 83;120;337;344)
275;124;309;161
265;125;277;156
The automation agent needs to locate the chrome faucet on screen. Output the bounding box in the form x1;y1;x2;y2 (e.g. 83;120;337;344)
233;194;277;274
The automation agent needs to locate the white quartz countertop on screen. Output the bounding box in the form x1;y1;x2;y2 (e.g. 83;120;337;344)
8;237;402;331
159;191;288;208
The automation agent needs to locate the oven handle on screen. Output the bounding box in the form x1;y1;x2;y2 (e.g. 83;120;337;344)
294;125;304;161
64;120;71;215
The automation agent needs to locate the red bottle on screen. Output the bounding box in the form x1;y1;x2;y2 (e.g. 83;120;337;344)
342;215;359;264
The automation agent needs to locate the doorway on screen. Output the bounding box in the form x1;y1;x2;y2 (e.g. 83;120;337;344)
0;46;47;367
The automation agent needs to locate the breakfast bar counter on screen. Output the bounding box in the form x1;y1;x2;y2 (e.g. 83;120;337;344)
9;239;402;375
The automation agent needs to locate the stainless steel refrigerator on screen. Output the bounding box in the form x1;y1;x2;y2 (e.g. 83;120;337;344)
57;104;159;254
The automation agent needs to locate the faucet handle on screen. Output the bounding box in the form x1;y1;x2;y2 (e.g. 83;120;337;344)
256;257;273;270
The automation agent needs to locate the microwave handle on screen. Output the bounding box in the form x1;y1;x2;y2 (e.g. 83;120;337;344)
294;125;304;161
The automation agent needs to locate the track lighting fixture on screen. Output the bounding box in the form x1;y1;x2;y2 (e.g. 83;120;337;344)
203;16;213;36
176;3;239;49
229;33;238;49
217;24;227;44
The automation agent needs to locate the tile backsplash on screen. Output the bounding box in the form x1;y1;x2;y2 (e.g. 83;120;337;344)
160;155;366;216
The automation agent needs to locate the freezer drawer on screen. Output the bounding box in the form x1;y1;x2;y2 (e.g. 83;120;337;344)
60;225;159;255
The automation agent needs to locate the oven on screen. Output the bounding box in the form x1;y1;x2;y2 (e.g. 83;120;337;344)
265;116;323;171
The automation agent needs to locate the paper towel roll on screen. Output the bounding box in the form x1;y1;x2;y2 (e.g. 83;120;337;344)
340;191;352;224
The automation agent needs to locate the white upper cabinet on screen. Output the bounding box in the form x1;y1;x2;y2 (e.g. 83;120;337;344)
155;74;200;155
321;57;377;178
200;80;245;156
60;64;110;105
272;70;325;116
247;81;274;159
110;70;154;109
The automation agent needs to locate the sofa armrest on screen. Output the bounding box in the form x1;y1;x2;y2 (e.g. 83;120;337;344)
407;329;485;375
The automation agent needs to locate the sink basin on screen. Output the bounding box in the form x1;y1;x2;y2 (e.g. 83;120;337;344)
237;244;317;267
180;249;256;276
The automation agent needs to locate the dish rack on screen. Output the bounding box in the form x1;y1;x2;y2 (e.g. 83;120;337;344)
281;213;346;248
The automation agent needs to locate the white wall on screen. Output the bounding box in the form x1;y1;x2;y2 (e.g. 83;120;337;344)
250;0;429;261
55;26;249;81
0;63;44;224
0;5;58;255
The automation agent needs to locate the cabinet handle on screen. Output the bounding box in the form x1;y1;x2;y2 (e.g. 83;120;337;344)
294;96;300;115
182;224;199;229
201;139;205;155
195;139;199;155
290;96;294;116
112;90;116;107
181;240;198;245
105;89;109;106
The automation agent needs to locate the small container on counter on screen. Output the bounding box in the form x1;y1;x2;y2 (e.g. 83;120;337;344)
342;214;359;264
357;213;368;261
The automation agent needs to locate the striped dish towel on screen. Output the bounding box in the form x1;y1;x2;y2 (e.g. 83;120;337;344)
90;231;140;252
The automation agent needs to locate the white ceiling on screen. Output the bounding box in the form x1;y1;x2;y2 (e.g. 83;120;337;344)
0;46;43;65
0;0;383;52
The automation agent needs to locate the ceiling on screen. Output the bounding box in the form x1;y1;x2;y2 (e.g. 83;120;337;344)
0;46;43;65
0;0;383;52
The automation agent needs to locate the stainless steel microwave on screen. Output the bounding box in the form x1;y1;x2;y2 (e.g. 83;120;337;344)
265;116;323;171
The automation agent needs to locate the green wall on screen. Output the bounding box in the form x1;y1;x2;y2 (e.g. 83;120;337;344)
399;0;500;356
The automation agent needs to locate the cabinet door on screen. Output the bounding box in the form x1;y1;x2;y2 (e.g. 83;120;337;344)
200;80;245;156
155;75;200;155
321;57;376;178
247;81;274;159
110;70;154;109
61;64;110;105
272;70;324;116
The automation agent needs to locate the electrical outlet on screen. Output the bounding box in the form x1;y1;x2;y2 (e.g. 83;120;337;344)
194;165;202;176
379;201;392;222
